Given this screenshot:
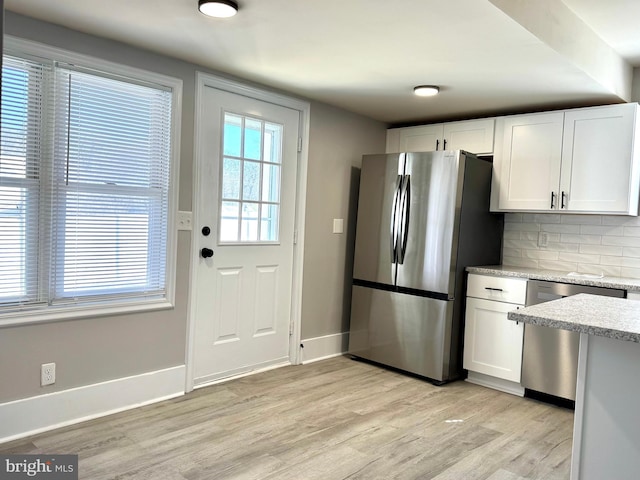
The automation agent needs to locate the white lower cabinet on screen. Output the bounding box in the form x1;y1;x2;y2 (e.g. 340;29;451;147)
464;297;524;381
463;274;526;395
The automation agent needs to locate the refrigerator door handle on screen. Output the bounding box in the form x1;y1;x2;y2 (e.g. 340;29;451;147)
390;175;402;263
397;175;411;264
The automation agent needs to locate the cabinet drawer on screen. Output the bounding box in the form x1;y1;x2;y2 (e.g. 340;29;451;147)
467;273;527;304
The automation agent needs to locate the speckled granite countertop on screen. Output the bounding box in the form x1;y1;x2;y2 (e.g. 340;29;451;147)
507;294;640;343
466;265;640;292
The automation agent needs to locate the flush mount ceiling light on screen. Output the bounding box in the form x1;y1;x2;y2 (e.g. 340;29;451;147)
413;85;440;97
198;0;239;18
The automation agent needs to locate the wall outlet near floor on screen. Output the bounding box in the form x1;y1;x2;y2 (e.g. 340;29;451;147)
41;362;56;386
538;231;549;248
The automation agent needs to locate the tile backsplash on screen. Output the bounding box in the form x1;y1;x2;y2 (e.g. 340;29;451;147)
502;213;640;279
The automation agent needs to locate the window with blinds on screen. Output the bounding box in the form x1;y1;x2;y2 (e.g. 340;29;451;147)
0;49;176;316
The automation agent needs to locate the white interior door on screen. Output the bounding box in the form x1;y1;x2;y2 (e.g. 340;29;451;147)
193;86;300;385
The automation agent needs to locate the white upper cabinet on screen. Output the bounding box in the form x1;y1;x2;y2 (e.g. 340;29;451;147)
560;104;639;213
491;103;640;215
386;118;495;155
442;118;495;154
398;124;442;152
493;112;564;211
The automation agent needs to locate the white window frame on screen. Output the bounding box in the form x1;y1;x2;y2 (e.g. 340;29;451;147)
0;36;182;328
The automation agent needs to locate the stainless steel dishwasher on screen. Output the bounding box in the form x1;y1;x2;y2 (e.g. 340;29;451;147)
521;280;625;402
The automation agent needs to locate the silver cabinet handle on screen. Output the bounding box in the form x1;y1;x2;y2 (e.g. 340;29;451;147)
550;191;556;209
485;287;503;292
561;191;567;209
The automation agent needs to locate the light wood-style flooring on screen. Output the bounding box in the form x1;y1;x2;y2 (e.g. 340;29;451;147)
0;356;573;479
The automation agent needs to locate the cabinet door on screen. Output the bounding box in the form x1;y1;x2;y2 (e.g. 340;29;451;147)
463;297;524;382
398;124;443;152
493;112;564;211
386;129;401;153
443;118;495;155
560;104;639;214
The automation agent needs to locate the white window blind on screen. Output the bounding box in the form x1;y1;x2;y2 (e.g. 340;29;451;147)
51;67;172;304
0;55;51;309
0;51;174;314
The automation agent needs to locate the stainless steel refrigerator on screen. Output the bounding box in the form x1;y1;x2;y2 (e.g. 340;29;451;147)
348;150;503;383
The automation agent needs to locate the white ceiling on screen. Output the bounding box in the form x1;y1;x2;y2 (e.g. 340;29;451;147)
5;0;640;124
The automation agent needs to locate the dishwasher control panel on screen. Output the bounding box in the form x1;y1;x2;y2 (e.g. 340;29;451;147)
526;280;625;306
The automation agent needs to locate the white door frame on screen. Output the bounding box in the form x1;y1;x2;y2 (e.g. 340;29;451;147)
185;72;309;392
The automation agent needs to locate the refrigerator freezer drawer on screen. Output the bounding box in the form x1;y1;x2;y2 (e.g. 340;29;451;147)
348;285;455;381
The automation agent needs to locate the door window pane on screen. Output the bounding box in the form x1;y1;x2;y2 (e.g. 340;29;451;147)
220;201;240;242
223;114;242;157
219;112;283;244
262;164;280;203
222;157;241;199
264;122;283;164
260;204;279;242
244;118;261;160
241;203;259;241
242;160;260;201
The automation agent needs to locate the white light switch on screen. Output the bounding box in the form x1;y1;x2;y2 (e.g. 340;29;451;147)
333;218;344;234
177;211;193;231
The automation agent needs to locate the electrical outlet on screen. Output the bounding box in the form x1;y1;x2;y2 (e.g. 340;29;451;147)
538;231;549;248
41;363;56;386
177;211;193;231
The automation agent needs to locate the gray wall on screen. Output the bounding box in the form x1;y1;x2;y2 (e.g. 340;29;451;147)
0;12;386;403
302;102;385;339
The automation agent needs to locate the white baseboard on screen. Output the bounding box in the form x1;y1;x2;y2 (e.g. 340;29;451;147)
300;332;349;364
0;365;185;444
466;371;525;397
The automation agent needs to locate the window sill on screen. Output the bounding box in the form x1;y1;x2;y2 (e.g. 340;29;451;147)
0;299;174;329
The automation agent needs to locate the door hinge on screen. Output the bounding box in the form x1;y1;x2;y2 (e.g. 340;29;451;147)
293;229;298;245
297;137;303;152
